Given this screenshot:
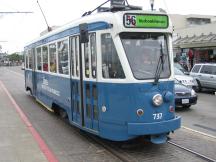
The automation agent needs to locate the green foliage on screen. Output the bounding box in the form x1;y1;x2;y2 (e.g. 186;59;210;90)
7;53;24;62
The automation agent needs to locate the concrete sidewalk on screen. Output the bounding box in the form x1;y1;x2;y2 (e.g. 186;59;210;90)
0;82;48;162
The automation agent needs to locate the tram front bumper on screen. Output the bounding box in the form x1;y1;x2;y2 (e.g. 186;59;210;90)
127;116;181;135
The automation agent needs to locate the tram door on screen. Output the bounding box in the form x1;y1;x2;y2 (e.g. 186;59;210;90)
70;31;99;131
70;36;82;126
32;48;37;97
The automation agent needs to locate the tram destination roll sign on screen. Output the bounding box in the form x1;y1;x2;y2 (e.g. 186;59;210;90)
124;14;168;28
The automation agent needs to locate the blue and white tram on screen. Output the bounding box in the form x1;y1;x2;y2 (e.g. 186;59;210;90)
24;1;181;144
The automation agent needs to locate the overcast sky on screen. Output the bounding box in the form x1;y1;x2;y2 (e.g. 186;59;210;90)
1;0;216;54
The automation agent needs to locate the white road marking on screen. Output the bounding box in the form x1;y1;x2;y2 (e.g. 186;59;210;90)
182;126;216;140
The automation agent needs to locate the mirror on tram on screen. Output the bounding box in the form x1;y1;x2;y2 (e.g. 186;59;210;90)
79;23;89;43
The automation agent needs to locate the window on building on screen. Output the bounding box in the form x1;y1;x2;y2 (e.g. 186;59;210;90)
101;33;125;79
49;43;57;73
58;39;69;75
36;47;42;70
42;46;48;72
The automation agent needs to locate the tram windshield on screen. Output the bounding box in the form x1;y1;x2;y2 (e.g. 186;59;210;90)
120;32;171;80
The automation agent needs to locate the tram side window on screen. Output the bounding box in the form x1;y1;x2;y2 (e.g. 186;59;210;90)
49;43;57;73
28;50;33;69
36;47;42;70
70;37;75;76
101;33;125;79
58;40;69;75
84;42;90;78
42;46;48;72
90;33;97;78
25;51;29;69
75;37;79;77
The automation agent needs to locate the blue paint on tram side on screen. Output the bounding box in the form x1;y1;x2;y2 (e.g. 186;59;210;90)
25;69;180;141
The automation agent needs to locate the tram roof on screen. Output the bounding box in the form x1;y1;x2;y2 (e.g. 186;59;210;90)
25;10;172;49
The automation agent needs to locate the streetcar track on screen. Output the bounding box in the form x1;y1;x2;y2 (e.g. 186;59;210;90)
3;67;216;162
81;133;132;162
182;126;216;140
168;141;216;162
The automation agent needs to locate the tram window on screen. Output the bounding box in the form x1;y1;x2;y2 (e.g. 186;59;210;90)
36;47;42;70
25;51;29;69
90;33;97;78
58;40;69;75
70;37;75;76
49;43;57;73
86;104;91;118
42;46;48;72
84;42;90;78
92;84;97;100
75;37;79;77
101;33;125;79
120;32;170;80
93;105;98;120
28;50;33;69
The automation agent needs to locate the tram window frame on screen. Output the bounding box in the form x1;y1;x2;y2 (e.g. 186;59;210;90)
84;40;90;78
90;33;97;78
49;43;57;73
57;39;69;75
70;37;75;77
75;36;79;77
28;50;33;69
25;50;29;69
101;33;125;79
42;46;49;72
36;47;42;71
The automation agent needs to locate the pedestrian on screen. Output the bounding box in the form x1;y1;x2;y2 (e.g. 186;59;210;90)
188;49;194;71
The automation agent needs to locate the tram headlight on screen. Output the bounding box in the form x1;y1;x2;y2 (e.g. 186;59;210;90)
152;94;163;106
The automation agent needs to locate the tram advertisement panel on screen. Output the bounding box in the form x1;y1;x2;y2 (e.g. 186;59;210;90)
124;13;168;28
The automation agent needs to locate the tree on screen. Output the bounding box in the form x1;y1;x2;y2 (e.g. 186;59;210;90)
7;53;23;62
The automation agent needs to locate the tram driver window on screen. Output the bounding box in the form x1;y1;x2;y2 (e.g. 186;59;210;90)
101;33;125;79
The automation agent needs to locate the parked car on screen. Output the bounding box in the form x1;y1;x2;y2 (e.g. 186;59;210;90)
174;80;198;108
190;63;216;91
174;67;198;91
174;62;189;75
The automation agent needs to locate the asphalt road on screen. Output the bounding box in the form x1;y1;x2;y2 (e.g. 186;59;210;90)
1;66;216;162
176;90;216;137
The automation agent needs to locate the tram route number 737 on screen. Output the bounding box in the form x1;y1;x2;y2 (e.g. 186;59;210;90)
153;113;163;120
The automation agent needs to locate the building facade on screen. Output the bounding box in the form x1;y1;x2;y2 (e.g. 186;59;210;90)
170;14;216;69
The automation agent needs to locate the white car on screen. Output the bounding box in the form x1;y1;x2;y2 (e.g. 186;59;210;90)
190;63;216;91
174;67;198;90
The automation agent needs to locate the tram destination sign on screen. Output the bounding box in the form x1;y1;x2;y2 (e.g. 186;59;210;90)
124;14;168;28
